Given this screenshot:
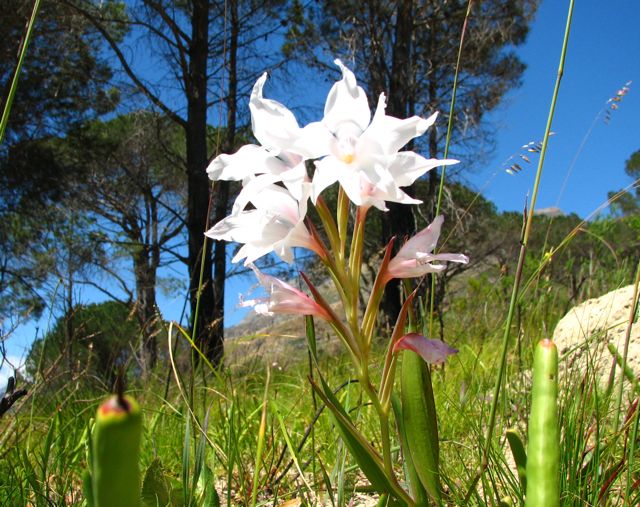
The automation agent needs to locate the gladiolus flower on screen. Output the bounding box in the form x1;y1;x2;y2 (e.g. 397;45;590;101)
310;60;458;209
204;184;322;265
386;215;469;279
393;333;458;364
240;264;331;320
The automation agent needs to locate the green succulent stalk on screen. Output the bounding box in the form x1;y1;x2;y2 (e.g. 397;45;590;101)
91;394;142;507
525;339;559;507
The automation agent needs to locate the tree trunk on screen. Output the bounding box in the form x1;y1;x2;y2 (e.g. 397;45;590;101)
133;246;158;374
186;0;219;364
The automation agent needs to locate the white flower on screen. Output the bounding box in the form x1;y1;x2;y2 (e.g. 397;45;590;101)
387;215;469;279
240;264;330;320
309;59;458;209
204;184;321;265
249;73;329;159
206;73;320;203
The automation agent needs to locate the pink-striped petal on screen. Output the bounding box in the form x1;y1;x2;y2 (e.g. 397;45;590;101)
393;333;458;364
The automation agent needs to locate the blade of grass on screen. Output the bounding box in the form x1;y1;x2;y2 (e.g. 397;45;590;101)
250;366;270;507
614;258;640;432
0;0;42;144
273;403;314;500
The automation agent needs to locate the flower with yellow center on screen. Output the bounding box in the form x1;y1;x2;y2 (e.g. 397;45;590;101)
309;60;458;210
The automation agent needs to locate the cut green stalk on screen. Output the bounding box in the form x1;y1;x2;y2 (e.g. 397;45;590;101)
91;395;142;507
525;339;559;507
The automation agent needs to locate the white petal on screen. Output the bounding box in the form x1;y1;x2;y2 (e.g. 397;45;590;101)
366;102;438;154
363;164;421;206
311;158;342;202
250;73;301;151
280;163;310;202
291;121;333;159
250;185;300;223
398;216;444;259
235;243;274;265
323;59;370;135
388;152;459;187
231;174;280;215
205;211;262;244
206;144;283;182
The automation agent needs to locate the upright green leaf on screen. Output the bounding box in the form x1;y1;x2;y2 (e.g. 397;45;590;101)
400;351;441;504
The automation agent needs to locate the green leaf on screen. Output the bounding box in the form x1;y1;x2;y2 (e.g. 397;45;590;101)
83;470;94;507
201;465;220;507
391;394;428;506
400;351;442;504
506;428;527;492
305;316;407;504
141;459;172;507
309;379;396;498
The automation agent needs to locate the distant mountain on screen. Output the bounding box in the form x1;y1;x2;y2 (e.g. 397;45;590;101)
534;206;564;217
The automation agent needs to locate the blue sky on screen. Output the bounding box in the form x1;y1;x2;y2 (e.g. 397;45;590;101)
3;0;639;381
466;0;639;217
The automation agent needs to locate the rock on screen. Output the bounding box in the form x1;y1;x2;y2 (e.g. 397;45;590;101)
552;285;639;384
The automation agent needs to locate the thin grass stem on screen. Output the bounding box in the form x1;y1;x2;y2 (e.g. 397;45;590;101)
0;0;41;145
428;0;474;338
472;0;575;494
614;258;640;432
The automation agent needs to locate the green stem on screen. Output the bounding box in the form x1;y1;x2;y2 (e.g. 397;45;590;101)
428;0;473;337
315;196;342;263
614;258;640;432
348;206;368;333
337;187;350;262
0;0;42;145
477;0;574;487
362;240;395;349
359;371;407;503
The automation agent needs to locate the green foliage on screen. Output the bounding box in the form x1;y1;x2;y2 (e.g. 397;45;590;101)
608;148;640;216
0;0;123;146
26;301;141;389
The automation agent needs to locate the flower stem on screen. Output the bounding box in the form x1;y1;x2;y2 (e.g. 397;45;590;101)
337;187;350;262
315;196;342;262
348;206;368;333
